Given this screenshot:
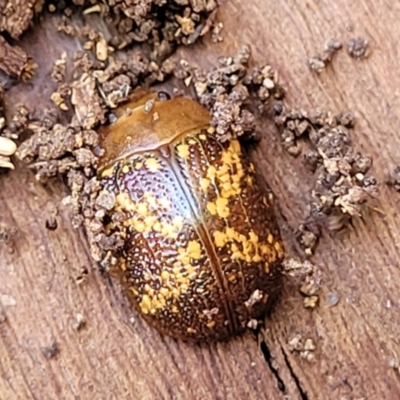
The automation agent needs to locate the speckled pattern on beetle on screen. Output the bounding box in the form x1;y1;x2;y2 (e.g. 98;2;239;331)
98;89;285;342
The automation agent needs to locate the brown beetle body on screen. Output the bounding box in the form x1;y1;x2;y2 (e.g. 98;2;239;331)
98;90;284;341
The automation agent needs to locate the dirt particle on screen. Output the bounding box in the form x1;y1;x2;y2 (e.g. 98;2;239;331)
41;342;59;359
72;313;86;331
0;36;37;81
303;295;319;309
275;105;378;255
309;38;342;72
176;45;284;142
303;338;316;351
0;1;43;40
288;333;316;362
386;166;400;192
75;266;89;285
347;37;370;59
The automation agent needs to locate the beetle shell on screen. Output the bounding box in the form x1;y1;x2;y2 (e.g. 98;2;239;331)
98;90;284;341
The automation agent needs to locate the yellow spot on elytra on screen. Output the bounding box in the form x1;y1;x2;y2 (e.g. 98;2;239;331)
135;161;143;170
153;221;162;232
221;151;233;165
177;239;202;266
217;227;278;264
161;270;170;281
186;265;196;275
122;164;130;173
206;165;217;180
249;231;259;244
153;217;182;239
227;274;237;282
267;234;274;244
206;321;216;329
172;265;181;275
136;202;148;217
207;201;217;215
139;295;151;314
159;287;169;297
144;215;157;230
232;174;241;183
260;243;272;256
199;133;207;140
200;178;211;191
144;284;154;296
144;193;157;208
180;283;189;292
101;167;113;177
176;273;189;284
177;250;190;266
177;143;190;159
187;240;202;259
213;230;227;247
116;192;136;212
226;227;238;240
218;164;230;176
133;219;145;233
253;254;262;262
231;243;242;260
157;294;166;308
187;327;196;333
161;223;179;239
230;139;241;154
216;197;229;218
145;157;160;172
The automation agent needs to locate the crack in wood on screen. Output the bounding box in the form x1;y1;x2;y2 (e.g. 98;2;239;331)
281;346;308;400
259;339;286;393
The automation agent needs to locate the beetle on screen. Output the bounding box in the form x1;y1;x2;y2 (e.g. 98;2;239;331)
97;89;284;341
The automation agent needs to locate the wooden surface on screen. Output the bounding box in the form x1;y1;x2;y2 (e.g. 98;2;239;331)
1;1;400;399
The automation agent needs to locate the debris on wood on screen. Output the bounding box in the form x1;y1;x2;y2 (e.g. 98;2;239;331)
309;38;342;73
0;36;37;81
175;45;284;142
386;166;400;192
288;333;317;362
0;0;44;39
41;342;59;359
283;258;322;308
274;105;378;255
347;37;370;59
72;313;86;331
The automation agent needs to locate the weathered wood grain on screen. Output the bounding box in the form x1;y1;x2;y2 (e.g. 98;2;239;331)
1;1;400;399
